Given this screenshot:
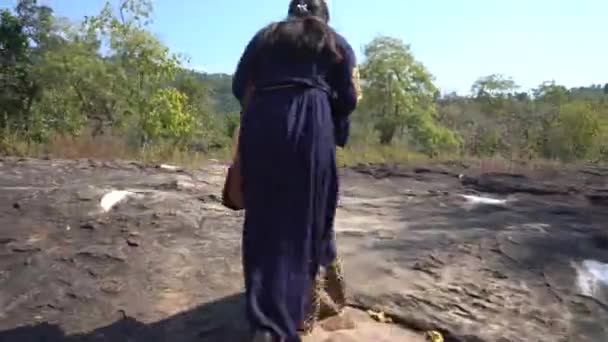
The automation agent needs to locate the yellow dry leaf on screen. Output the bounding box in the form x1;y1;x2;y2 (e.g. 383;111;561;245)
366;309;393;323
425;330;444;342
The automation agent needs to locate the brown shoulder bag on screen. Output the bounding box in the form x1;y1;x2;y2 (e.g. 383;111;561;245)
221;124;244;210
221;84;253;211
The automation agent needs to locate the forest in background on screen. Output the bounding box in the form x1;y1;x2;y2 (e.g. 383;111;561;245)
2;0;607;165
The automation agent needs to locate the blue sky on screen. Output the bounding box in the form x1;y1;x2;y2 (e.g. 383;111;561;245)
2;0;607;93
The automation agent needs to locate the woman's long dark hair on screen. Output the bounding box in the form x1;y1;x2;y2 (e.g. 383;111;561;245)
259;0;342;62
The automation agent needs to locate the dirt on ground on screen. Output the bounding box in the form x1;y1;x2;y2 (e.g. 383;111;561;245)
0;157;607;342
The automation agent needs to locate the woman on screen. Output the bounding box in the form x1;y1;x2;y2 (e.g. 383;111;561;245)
232;0;360;341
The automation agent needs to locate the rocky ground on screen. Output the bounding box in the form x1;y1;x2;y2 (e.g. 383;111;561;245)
0;157;607;342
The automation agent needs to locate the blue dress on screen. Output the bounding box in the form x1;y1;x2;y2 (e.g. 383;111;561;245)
232;27;358;341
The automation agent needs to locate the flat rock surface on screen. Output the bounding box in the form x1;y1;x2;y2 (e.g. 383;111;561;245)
0;157;607;341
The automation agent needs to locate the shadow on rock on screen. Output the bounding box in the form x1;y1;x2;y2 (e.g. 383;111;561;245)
0;294;248;342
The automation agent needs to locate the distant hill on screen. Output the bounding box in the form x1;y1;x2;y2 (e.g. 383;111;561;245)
192;72;240;114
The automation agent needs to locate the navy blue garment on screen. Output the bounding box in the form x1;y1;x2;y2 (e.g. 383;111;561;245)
232;28;358;341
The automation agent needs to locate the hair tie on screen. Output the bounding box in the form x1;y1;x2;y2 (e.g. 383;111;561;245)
296;3;308;13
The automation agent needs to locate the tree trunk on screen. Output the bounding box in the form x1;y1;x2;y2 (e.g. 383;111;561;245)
379;125;396;145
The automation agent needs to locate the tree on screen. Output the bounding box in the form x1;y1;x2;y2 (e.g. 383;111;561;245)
3;0;607;163
471;74;518;98
76;0;197;145
470;74;520;122
527;81;568;156
31;27;108;137
469;74;527;156
143;87;194;144
359;36;459;154
0;8;38;133
0;0;67;138
15;0;54;48
545;102;602;160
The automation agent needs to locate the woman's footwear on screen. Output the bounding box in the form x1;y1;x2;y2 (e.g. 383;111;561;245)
299;270;323;335
324;258;346;310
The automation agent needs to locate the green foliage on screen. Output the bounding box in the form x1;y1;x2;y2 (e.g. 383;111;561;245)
81;0;186;141
224;111;240;138
201;73;241;114
436;79;608;161
0;0;235;152
545;102;603;160
0;8;36;132
142;87;195;144
359;36;459;155
1;2;607;165
471;74;519;98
